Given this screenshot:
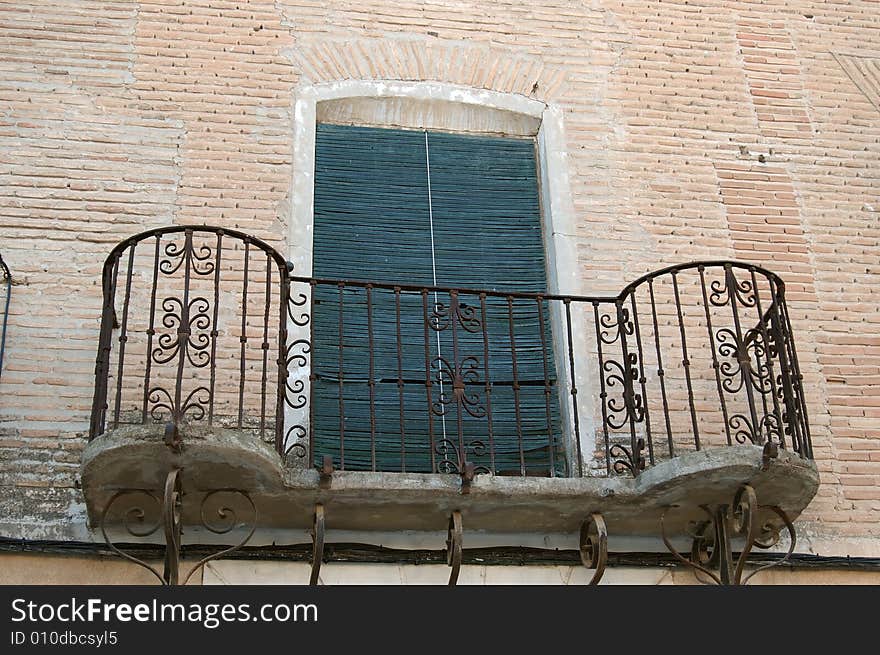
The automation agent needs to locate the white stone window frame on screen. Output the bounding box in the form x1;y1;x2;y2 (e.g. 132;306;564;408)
287;79;598;474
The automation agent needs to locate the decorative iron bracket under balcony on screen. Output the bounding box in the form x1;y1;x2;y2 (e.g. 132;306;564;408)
80;226;818;585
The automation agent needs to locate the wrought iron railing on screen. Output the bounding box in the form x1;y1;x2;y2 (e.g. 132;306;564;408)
0;252;10;384
285;263;812;476
89;226;290;448
604;262;813;473
90;227;812;477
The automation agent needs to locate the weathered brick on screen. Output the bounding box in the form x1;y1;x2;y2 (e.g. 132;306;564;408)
0;0;877;556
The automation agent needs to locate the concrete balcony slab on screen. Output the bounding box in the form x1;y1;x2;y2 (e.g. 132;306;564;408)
82;426;818;539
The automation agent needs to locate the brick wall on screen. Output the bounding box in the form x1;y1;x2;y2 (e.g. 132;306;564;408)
0;1;877;547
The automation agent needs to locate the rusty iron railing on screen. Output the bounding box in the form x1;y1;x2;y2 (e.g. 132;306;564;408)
0;252;9;384
284;262;812;476
90;227;812;477
89;226;290;449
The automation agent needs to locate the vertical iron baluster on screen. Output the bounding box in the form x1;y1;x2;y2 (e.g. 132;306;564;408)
754;318;772;436
207;232;222;426
780;287;811;457
593;301;612;475
173;230;194;428
112;245;136;427
629;291;654;466
259;253;272;437
0;255;8;387
479;293;495;474
90;252;120;438
422;290;436;472
395;287;406;472
237;240;250;429
671;271;701;450
615;298;640;473
450;290;464;471
770;278;804;455
507;296;525;476
725;265;761;445
308;280;316;465
141;236;161;423
337;282;345;470
536;296;556;476
367;284;376;471
750;269;784;448
274;264;290;454
647;280;674;458
564;299;583;477
699;266;733;446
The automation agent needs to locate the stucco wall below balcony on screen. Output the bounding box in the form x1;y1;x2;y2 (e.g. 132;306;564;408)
1;553;878;586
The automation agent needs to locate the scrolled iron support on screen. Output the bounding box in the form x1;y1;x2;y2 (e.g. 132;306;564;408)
309;504;325;586
730;484;758;584
661;507;722;585
100;469;256;585
741;505;796;584
660;484;797;585
446;510;463;586
100;487;167;585
579;513;608;585
180;489;257;585
162;469;183;585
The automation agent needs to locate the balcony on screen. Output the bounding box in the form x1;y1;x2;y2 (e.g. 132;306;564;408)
81;226;818;585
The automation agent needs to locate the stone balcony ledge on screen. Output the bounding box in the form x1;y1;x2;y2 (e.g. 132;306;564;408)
82;425;818;538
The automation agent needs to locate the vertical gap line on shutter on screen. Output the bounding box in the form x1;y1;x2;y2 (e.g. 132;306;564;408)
425;130;448;447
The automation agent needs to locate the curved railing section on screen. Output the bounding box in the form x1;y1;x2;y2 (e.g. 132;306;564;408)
88;226;290;450
89;227;811;477
601;261;812;475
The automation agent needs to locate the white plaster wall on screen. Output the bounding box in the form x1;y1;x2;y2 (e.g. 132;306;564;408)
203;560;674;585
201;560;880;586
2;554;878;586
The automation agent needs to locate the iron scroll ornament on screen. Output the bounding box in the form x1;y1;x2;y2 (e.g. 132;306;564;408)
659;483;796;585
310;504;325;586
444;510;608;586
89;225;292;451
428;293;490;476
446;510;463;586
579;513;608;585
99;469;257;585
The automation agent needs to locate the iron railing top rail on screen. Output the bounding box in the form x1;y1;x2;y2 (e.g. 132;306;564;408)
290;260;787;304
101;225;292;277
617;260;786;297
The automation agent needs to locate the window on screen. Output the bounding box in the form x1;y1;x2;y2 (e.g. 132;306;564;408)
309;123;564;475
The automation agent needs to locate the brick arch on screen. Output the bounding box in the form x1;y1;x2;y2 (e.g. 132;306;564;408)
287;36;568;102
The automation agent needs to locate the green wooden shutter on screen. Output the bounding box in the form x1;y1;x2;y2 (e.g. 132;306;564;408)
311;123;563;475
